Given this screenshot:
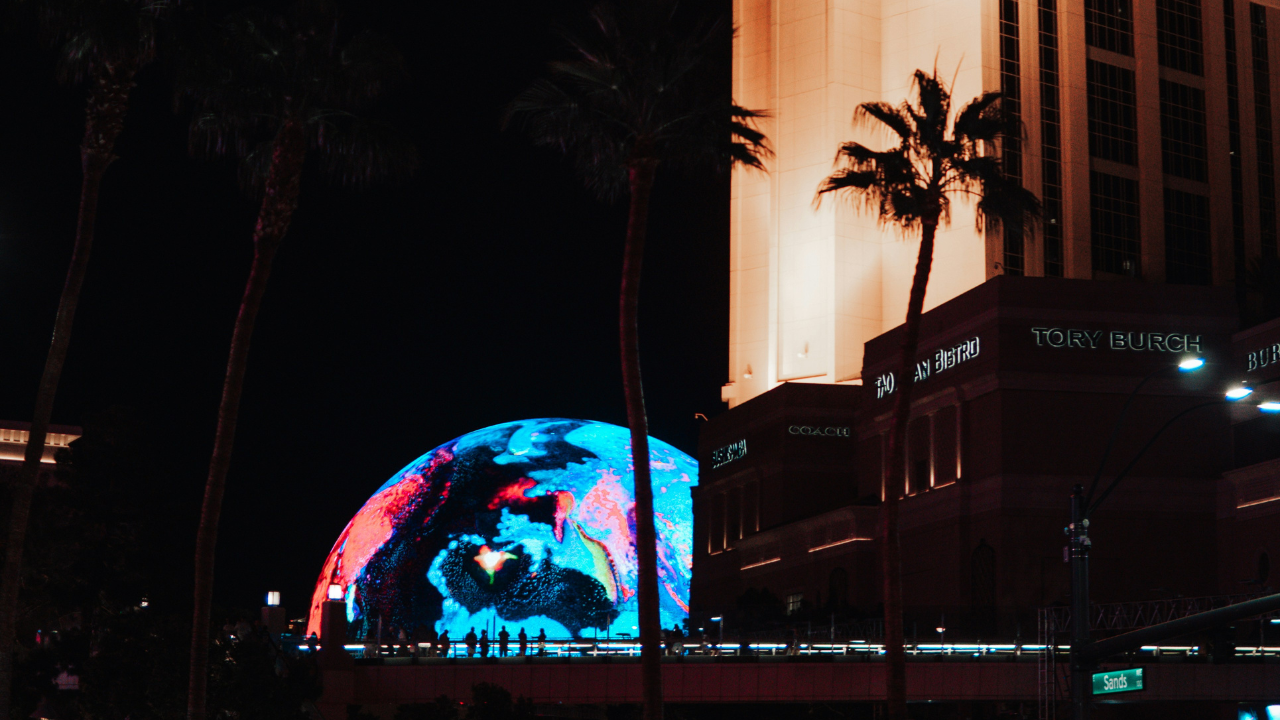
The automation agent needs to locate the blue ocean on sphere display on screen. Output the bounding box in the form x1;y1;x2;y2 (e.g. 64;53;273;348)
307;419;697;641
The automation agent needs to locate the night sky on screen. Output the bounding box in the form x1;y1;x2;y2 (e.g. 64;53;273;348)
0;0;732;618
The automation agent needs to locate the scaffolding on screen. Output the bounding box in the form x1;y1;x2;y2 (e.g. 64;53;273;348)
1037;592;1276;719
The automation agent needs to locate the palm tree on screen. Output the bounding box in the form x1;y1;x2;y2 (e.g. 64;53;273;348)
816;69;1039;720
507;3;766;719
178;4;415;718
0;3;161;718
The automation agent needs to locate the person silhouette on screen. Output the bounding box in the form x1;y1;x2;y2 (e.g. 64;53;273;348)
499;626;510;657
479;629;490;658
537;628;547;656
465;627;478;657
438;629;450;657
518;627;528;656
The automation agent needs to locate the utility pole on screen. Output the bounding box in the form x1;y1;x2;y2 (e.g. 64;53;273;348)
1069;486;1092;720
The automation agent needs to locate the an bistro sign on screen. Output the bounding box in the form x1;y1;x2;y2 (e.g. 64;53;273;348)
874;337;981;399
1031;327;1202;353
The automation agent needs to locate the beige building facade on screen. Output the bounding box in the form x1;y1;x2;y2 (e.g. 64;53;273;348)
725;0;1280;408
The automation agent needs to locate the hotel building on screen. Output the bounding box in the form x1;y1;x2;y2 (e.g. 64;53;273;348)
726;0;1280;407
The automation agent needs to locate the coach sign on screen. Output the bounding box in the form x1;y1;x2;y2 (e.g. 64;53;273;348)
788;425;851;437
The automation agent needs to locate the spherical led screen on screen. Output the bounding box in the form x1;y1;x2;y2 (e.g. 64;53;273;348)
306;418;697;641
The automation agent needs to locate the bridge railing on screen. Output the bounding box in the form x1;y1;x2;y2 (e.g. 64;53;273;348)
279;635;1280;662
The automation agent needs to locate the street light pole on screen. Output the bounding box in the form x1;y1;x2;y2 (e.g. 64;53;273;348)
1069;485;1092;720
1069;356;1207;720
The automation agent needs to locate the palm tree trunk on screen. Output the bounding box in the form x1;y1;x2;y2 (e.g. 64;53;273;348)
621;158;663;720
0;71;132;720
881;212;939;720
187;121;306;720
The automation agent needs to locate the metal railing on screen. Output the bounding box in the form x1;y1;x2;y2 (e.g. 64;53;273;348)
1036;593;1280;720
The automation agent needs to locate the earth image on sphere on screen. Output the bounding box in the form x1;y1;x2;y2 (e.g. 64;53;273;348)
306;418;698;641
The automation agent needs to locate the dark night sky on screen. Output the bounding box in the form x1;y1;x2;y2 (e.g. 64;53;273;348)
0;0;732;618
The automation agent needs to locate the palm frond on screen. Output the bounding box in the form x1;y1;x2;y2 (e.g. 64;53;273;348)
177;0;416;198
40;0;164;85
507;0;770;201
817;68;1040;240
853;102;913;142
310;115;419;190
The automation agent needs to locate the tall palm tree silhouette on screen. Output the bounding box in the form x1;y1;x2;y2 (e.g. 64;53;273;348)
508;3;767;719
178;4;416;717
817;69;1039;720
0;2;162;717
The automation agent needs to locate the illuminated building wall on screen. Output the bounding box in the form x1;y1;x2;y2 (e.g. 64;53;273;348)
726;0;996;408
725;0;1280;408
0;421;80;465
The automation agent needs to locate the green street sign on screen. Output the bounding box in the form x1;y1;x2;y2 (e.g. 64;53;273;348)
1092;668;1144;695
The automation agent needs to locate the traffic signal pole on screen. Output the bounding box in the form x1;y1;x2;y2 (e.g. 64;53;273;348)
1069;486;1093;720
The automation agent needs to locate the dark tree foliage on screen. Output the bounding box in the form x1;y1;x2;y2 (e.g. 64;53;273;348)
9;411;318;720
507;1;766;201
465;683;534;720
178;0;418;195
396;696;460;720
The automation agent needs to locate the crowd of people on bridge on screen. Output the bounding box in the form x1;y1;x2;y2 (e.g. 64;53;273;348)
344;622;745;660
353;624;554;659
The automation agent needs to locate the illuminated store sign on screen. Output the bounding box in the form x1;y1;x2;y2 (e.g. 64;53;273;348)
788;425;850;437
875;337;981;399
1246;342;1280;372
711;439;747;469
1031;327;1202;353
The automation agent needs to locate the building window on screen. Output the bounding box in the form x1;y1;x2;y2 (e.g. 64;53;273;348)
908;416;931;494
829;568;849;610
1165;189;1212;285
999;0;1024;275
1087;60;1138;165
1091;171;1140;275
933;405;958;485
1040;0;1065;276
971;540;997;636
1159;80;1208;182
1157;0;1204;74
727;486;741;543
786;592;803;616
710;492;725;553
1225;0;1246;282
1086;0;1133;55
1252;3;1277;257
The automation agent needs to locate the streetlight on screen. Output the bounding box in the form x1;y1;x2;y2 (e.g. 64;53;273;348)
1178;357;1206;371
1071;357;1206;720
1226;386;1254;400
1069;359;1280;720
